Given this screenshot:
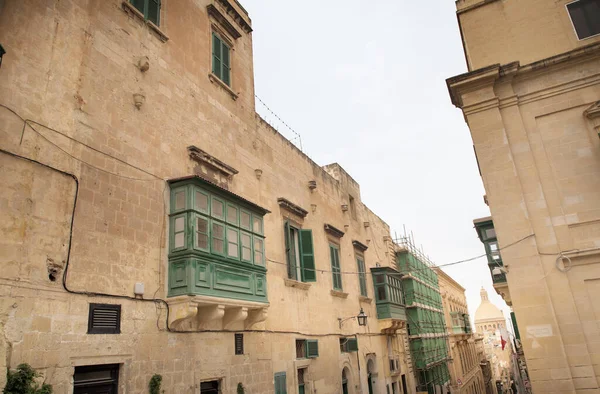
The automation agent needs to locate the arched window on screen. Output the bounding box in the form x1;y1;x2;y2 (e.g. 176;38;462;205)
342;368;349;394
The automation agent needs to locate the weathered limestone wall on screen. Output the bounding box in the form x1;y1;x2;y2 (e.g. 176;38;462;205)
0;1;413;393
456;0;600;71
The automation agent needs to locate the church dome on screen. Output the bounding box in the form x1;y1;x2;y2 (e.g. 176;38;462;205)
475;287;504;322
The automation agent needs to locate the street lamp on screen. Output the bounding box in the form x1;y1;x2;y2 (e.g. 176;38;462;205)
338;308;368;328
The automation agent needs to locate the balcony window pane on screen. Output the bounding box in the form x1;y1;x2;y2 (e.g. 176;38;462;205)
227;205;238;224
175;191;186;210
212;222;225;254
212;198;224;219
241;232;252;261
195;191;209;213
254;237;264;265
196;217;209;250
227;228;239;258
241;211;251;230
253;216;263;234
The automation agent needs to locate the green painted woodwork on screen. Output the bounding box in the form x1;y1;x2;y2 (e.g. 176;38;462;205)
417;363;450;393
212;33;231;86
167;178;268;303
283;223;316;282
330;244;342;290
306;340;319;358
130;0;160;26
274;372;287;394
357;258;367;297
371;267;406;321
511;311;521;340
341;337;358;352
299;229;316;282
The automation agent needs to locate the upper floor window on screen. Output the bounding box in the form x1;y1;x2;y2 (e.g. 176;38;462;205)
330;243;342;291
567;0;600;40
284;221;316;282
356;256;367;297
130;0;160;26
212;32;231;86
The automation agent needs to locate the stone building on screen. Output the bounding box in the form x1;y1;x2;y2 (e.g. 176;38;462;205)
475;335;495;394
436;268;485;394
474;288;512;390
446;0;600;392
0;1;420;393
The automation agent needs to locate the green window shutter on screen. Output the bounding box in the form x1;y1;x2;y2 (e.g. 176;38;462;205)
299;229;316;282
357;258;367;296
511;312;521;341
147;0;160;25
347;338;358;352
130;0;145;14
221;41;231;86
274;372;287;394
284;221;296;280
330;245;342;290
212;33;222;79
306;340;319;358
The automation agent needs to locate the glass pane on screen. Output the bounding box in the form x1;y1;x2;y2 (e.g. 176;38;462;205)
213;238;224;253
228;243;238;257
484;228;496;239
196;233;208;249
227;205;238;224
241;233;251;247
254;238;264;264
175;191;185;210
212;199;224;218
175;217;184;232
241;211;251;229
253;216;263;233
242;247;251;261
175;232;184;248
212;223;224;238
130;0;145;14
227;228;239;257
195;191;208;212
377;286;386;301
375;274;384;284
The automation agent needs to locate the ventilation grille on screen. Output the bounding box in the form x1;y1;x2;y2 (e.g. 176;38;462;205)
88;304;121;334
235;333;244;355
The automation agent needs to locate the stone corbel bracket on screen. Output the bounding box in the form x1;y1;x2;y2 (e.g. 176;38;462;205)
166;295;268;331
584;101;600;137
379;319;406;335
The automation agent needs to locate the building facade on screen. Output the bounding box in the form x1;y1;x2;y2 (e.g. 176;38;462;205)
447;0;600;392
475;335;496;394
0;1;419;393
436;268;485;394
474;288;512;391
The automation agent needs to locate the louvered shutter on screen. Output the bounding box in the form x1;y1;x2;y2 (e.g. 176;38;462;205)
299;229;316;282
347;338;358;352
212;33;222;79
88;304;121;334
284;221;296;280
274;372;287;394
306;340;319;358
221;41;230;86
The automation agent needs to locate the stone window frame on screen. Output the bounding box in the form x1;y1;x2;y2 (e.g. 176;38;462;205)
207;5;240;100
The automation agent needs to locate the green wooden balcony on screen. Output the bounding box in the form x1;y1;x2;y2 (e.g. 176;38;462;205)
371;267;407;322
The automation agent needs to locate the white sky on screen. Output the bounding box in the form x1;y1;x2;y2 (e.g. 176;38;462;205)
242;0;512;325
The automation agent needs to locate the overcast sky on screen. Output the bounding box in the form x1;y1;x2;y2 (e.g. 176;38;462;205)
242;0;512;324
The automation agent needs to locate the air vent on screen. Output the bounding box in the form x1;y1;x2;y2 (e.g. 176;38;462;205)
235;333;244;355
88;303;121;334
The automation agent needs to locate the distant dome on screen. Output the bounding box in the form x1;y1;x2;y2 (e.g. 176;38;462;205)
475;288;504;322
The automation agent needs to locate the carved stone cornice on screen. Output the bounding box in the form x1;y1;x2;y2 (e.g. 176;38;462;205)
188;146;238;189
278;197;308;218
324;223;345;238
215;0;252;34
352;240;368;252
207;4;242;39
585;101;600;119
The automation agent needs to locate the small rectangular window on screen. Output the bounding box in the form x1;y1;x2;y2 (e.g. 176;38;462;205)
298;368;306;394
235;333;244;355
357;257;367;297
349;195;357;220
253;216;263;234
88;304;121;334
130;0;161;26
74;364;119;392
274;372;286;394
240;210;251;230
172;215;186;250
195;190;209;213
306;339;319;358
212;197;224;219
227;204;238;224
174;189;186;211
296;339;306;358
567;0;600;40
200;380;221;394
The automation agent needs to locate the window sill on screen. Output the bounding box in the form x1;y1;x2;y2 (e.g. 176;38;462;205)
284;278;311;290
121;1;169;42
359;296;373;304
208;73;239;100
330;289;349;299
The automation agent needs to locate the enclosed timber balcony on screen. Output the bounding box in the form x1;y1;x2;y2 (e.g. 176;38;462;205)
166;176;270;330
371;267;406;333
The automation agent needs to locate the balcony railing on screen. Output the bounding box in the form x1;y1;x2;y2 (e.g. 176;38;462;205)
371;267;406;321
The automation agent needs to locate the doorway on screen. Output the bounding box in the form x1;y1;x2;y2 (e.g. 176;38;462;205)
367;359;376;394
342;368;349;394
73;364;119;394
401;374;408;394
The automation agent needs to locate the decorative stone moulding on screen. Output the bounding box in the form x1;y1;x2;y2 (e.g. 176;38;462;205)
214;0;253;34
352;240;369;252
137;56;149;72
379;319;406;334
167;295;268;331
255;169;263;180
324;223;345;238
133;93;145;109
207;4;242;39
308;180;317;191
584;101;600;138
363;221;370;228
341;204;349;212
277;197;308;218
188;145;239;189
